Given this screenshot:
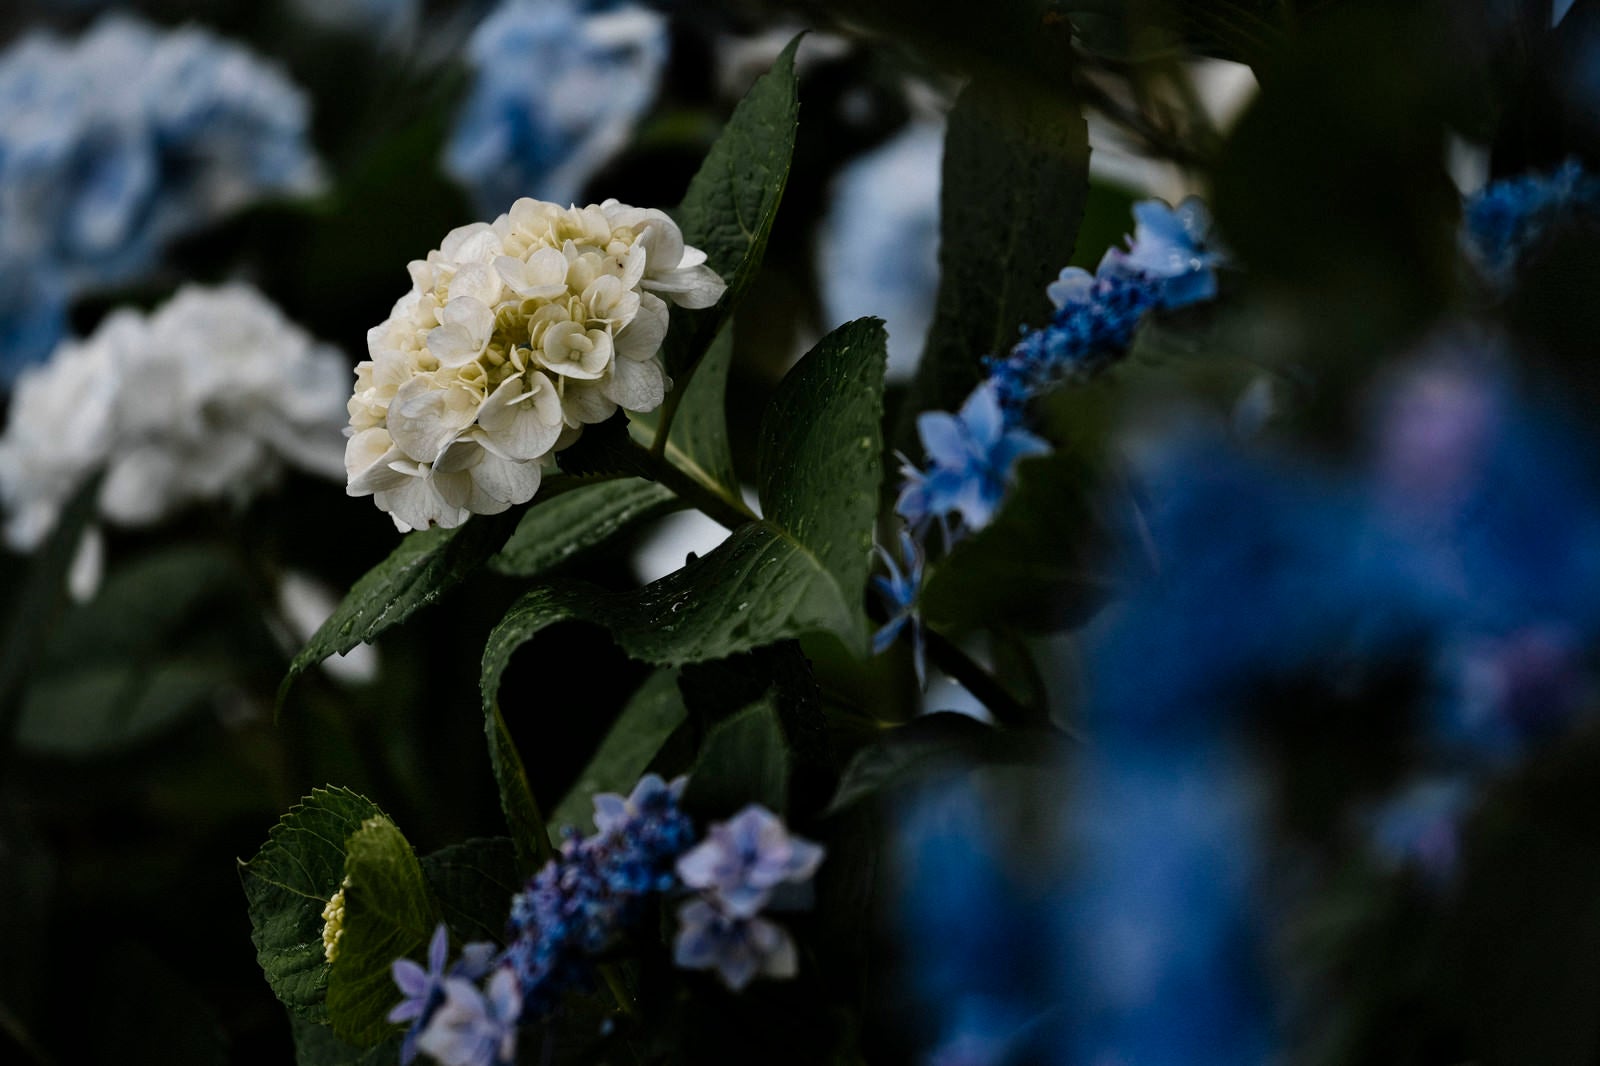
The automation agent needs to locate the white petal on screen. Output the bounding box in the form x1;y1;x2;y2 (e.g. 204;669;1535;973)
469;449;542;506
387;378;472;463
602;355;665;412
448;262;503;306
476;375;564;460
643;264;726;310
614;291;669;361
560;380;618;426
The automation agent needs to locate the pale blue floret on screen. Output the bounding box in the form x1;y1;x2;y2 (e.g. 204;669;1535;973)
872;529;926;680
390;925;497;1066
0;15;320;380
672;897;798;991
414;969;522;1066
675;803;825;918
895;381;1051;533
1461;159;1600;288
444;0;668;214
1096;196;1223;310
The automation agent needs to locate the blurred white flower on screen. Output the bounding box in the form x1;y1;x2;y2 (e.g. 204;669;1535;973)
0;283;349;551
276;570;380;684
818;121;943;383
444;0;667;214
349;197;724;532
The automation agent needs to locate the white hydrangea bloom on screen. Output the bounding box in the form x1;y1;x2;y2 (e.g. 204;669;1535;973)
0;283;349;551
347;197;725;532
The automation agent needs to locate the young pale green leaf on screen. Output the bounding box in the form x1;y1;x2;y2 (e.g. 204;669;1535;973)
920;451;1109;634
420;838;522;945
480;317;885;701
661;36;800;381
290;1014;401;1066
630;325;741;507
489;479;680;578
278;510;519;709
240;788;387;1022
327;816;438;1046
900;73;1089;433
681;695;789;819
550;669;688;835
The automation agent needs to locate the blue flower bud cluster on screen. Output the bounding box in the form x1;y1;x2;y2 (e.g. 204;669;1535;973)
1461;158;1600;289
0;15;320;382
501;774;695;1014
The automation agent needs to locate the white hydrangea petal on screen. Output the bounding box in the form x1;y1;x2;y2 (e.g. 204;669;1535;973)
476;374;564;461
469;448;541;506
643;263;726;309
386;378;474;463
495;249;568;299
560;380;618;426
614;291;668;361
602;354;665;412
427;298;494;367
538;321;613;380
447;262;503;306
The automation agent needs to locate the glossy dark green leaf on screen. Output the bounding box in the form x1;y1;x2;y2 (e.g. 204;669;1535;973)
240;788;387;1022
290;1014;400;1066
920;451;1109;634
420;838;522;945
489;479;680;578
663;36;801;381
630;326;741;508
681;696;789;819
901;73;1089;430
550;669;688;834
279;510;519;709
327;816;437;1045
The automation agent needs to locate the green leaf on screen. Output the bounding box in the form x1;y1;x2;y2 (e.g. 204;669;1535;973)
0;474;100;729
480;317;885;688
328;816;437;1046
290;1015;400;1066
420;838;522;945
662;35;801;381
489;479;680;578
681;695;789;819
241;788;387;1022
630;325;741;507
279;511;519;709
900;72;1089;430
17;546;277;756
919;451;1109;634
550;669;689;835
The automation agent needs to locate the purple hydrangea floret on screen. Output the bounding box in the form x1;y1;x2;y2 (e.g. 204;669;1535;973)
672;896;798;991
389;924;497;1066
413;969;522;1066
675;803;825;918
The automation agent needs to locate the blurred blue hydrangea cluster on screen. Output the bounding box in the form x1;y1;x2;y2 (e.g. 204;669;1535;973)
444;0;668;215
0;15;322;382
1461;158;1600;288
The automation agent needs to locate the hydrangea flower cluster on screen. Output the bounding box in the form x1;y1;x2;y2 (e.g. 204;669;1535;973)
346;197;725;531
0;283;348;552
0;15;321;380
673;804;825;990
501;774;695;1014
390;926;498;1066
1461;158;1600;288
896;197;1223;537
444;0;669;215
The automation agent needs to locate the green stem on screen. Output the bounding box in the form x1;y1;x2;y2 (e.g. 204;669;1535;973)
924;628;1077;738
599;964;636;1017
647;386;686;462
648;453;756;531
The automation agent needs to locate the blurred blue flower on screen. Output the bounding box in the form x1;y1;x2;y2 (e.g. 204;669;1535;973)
414;969;522;1066
290;0;420;39
1461;159;1600;288
1095;196;1224;310
818;121;943;382
445;0;668;214
502;773;694;1014
1057;744;1273;1066
0;15;320;378
1367;775;1475;886
896;381;1050;533
390;924;497;1066
0;259;68;386
675;803;825;918
872;529;926;680
672;897;799;990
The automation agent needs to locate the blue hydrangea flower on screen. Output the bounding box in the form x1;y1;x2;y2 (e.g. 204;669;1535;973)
896;382;1051;533
501;774;695;1014
672;897;798;991
390;925;498;1066
675;804;825;918
414;969;522;1066
986;269;1163;415
444;0;668;215
0;15;320;378
1095;196;1224;310
1367;776;1475;887
1461;159;1600;288
872;529;926;679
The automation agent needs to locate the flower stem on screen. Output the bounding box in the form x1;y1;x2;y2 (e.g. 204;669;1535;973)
647;452;756;531
924;628;1075;736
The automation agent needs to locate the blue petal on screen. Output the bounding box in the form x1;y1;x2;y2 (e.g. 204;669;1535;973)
918;410;971;469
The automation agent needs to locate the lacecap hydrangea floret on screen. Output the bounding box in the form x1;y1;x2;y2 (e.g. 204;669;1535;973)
346;197;725;532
